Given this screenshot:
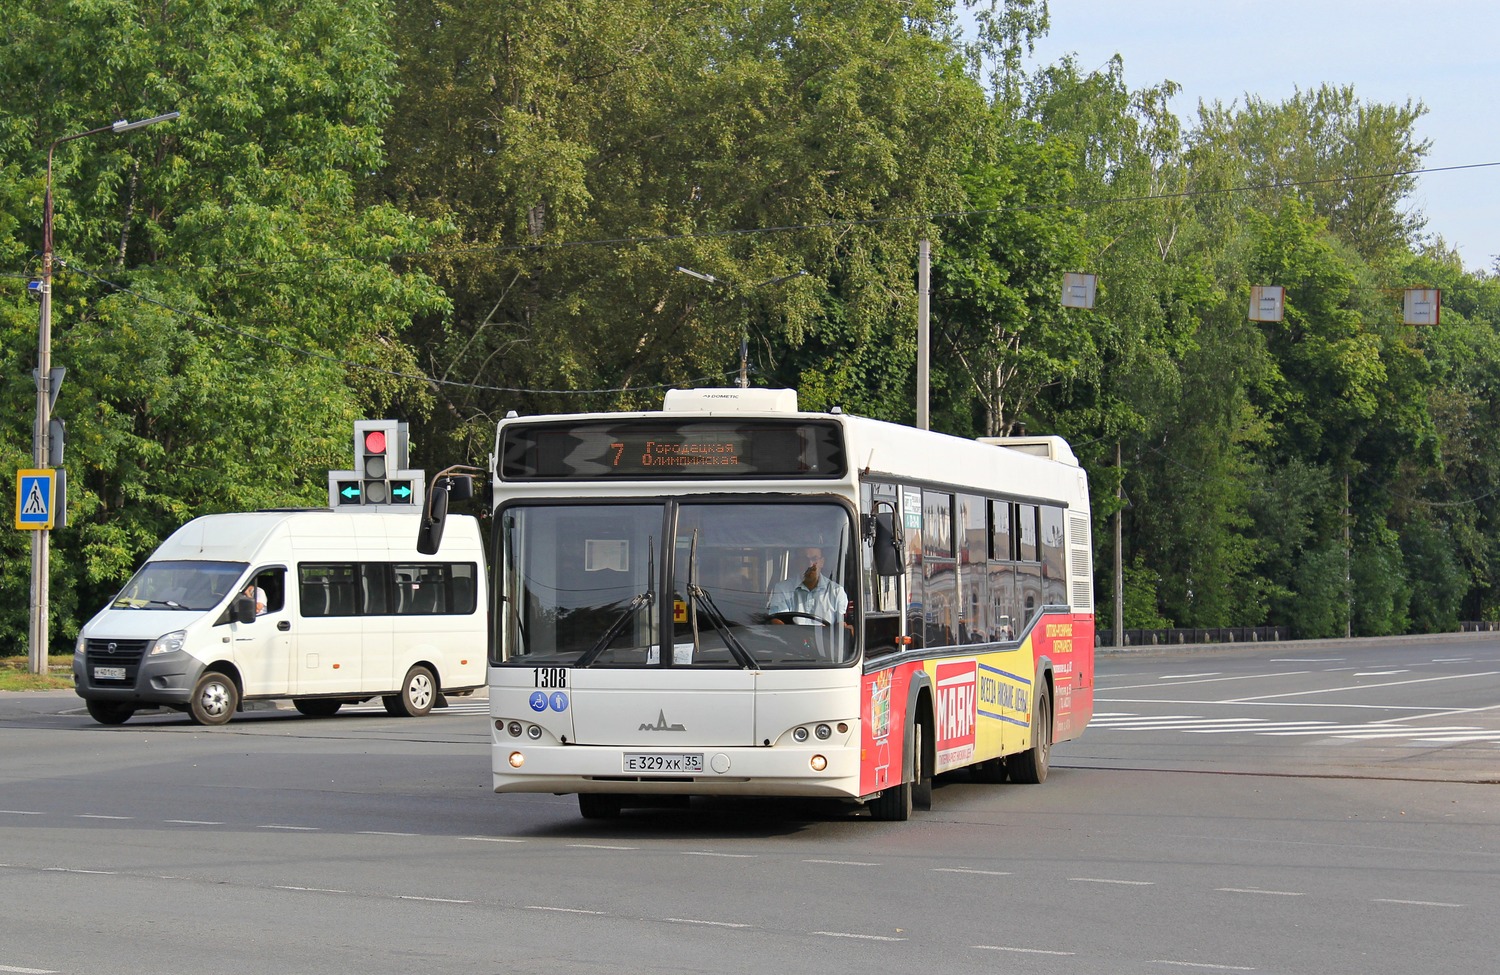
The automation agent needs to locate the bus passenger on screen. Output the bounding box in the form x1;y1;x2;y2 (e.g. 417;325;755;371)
767;547;849;628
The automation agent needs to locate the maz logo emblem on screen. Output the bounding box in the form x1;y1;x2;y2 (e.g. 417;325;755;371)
639;710;686;732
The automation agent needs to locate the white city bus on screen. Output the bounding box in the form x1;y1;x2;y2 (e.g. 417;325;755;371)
446;387;1093;820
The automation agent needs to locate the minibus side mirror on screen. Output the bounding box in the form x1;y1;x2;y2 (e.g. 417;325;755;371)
231;595;257;624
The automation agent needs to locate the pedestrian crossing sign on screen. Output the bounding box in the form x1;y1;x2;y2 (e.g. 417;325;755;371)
15;469;55;530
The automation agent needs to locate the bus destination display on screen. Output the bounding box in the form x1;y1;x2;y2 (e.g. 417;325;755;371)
501;419;846;480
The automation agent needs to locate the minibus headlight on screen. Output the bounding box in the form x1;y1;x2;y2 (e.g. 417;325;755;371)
149;630;187;655
75;634;87;655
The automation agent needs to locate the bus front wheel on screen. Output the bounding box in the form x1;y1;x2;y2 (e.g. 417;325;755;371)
579;793;623;819
869;722;924;821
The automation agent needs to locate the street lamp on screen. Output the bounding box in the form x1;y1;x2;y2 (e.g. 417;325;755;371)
674;266;807;388
28;111;179;675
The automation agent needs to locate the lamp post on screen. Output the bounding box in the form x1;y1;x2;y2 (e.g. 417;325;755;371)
28;111;178;675
674;266;807;387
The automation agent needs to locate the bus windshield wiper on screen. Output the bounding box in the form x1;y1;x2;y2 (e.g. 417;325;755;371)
686;583;757;670
575;591;654;668
576;537;655;669
685;529;756;669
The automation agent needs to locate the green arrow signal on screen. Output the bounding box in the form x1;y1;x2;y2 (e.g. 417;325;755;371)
340;483;361;500
391;482;413;500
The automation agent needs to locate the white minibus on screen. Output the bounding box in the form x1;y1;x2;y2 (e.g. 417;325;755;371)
73;509;487;725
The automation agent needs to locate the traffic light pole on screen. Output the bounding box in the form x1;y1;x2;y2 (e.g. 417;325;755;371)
28;112;177;675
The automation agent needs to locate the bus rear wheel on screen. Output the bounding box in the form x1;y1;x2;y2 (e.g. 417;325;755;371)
384;664;436;717
86;699;135;725
1010;684;1051;784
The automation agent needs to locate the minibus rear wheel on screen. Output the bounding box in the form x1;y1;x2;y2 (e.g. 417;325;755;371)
384;664;436;717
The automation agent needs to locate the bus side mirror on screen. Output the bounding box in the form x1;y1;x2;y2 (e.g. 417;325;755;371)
872;511;902;578
231;595;257;624
417;481;451;555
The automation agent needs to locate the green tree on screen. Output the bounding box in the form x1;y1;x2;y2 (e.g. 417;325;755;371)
0;0;447;648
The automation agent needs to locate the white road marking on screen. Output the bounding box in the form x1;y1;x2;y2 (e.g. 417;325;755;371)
1105;671;1310;691
275;885;348;893
804;858;879;866
665;918;753;928
0;965;60;973
812;931;906;941
0;811;43;816
75;814;131;820
1226;670;1500;703
42;868;114;875
1353;671;1409;676
258;824;319;831
1373;898;1463;907
683;851;755;858
1217;887;1303;896
525;906;606;915
463;836;526;843
397;895;472;903
934;867;1012;876
1151;961;1255;971
1071;877;1154;885
358;831;418;836
1159;673;1222;679
974;945;1074;955
164;819;222;825
568;843;637;851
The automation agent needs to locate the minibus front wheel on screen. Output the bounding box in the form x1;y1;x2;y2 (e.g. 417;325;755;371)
188;670;239;726
86;699;135;725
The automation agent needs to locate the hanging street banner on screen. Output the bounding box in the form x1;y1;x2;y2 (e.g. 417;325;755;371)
15;469;56;530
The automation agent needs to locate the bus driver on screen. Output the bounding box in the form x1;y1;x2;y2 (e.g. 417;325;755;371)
767;546;850;629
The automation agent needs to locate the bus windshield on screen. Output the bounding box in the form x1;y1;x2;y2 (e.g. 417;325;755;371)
498;501;856;669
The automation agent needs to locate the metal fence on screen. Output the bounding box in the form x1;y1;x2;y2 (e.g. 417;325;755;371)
1095;626;1288;647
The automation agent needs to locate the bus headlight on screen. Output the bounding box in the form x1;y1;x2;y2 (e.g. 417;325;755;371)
509;751;526;768
527;725;543;740
792;726;810;742
810;755;828;772
815;723;832;740
508;721;524;737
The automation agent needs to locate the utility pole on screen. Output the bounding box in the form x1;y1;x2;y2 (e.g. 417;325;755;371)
1114;440;1125;648
917;240;930;430
674;266;806;388
28;111;178;674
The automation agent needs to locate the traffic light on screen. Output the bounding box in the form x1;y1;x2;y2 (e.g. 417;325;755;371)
359;422;397;503
328;420;424;509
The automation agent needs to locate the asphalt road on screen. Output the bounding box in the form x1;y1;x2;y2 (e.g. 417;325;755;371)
1;633;1496;975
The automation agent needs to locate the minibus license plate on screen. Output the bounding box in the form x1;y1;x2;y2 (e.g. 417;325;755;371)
93;666;126;681
623;752;703;773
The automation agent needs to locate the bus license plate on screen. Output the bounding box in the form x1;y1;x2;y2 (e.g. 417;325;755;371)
623;752;704;773
93;666;126;681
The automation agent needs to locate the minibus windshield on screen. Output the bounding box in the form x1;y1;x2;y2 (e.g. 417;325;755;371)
110;560;249;611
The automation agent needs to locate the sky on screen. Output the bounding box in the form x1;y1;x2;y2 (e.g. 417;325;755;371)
974;0;1499;272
